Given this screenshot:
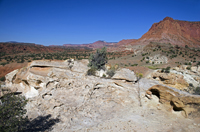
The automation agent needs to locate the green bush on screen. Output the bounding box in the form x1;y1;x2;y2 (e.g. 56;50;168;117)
148;66;159;70
197;62;200;66
106;69;115;78
88;47;108;70
186;67;191;70
0;62;7;66
0;76;5;81
87;67;97;76
161;68;165;73
194;87;200;95
131;64;138;66
103;74;106;78
161;67;171;73
189;83;194;87
0;89;28;132
165;67;171;73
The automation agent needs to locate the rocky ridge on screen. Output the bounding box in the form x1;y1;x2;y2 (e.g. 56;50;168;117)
4;60;200;131
126;17;200;51
149;65;200;90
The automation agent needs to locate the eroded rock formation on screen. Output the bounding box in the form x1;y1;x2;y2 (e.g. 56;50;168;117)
146;85;200;117
4;60;200;131
149;66;200;90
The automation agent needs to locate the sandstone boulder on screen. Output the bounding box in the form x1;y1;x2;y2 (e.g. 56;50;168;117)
71;59;89;73
30;60;70;69
191;66;197;73
112;68;137;82
151;72;188;88
146;85;200;117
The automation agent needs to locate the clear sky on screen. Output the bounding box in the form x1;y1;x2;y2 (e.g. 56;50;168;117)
0;0;200;46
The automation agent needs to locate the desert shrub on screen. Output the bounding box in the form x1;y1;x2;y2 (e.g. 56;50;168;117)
87;67;97;76
106;69;115;78
0;89;28;132
189;83;194;87
0;76;5;81
88;47;107;70
161;67;170;73
131;64;138;66
142;53;148;56
136;73;143;80
103;74;106;78
0;62;7;66
165;67;171;73
194;87;200;95
161;68;165;73
197;62;200;66
148;66;159;70
186;67;191;70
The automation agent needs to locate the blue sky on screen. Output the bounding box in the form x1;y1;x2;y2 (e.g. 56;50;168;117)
0;0;200;46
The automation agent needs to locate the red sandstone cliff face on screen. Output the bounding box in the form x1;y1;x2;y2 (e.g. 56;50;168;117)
129;17;200;47
117;39;137;46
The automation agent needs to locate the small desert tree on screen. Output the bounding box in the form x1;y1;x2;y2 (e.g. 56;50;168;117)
0;88;28;132
88;47;108;70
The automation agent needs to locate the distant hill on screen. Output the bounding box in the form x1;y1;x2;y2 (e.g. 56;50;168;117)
0;42;66;54
128;17;200;48
63;40;118;49
2;17;200;55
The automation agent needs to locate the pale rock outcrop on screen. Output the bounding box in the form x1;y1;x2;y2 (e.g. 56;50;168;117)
147;54;168;64
150;66;200;90
71;59;89;73
112;68;137;82
151;71;189;89
5;60;200;132
5;69;19;88
191;66;198;73
146;85;200;117
30;60;70;69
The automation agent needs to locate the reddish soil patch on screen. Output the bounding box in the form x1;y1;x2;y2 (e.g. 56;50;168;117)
0;62;28;78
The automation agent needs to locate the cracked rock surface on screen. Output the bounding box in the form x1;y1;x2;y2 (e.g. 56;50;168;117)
5;60;200;132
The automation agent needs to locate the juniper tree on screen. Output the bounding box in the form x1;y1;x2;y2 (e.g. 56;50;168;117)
88;47;108;70
0;88;28;132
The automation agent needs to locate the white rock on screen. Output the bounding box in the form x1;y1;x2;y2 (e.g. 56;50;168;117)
112;68;137;82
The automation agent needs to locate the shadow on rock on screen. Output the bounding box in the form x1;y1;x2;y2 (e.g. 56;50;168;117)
22;114;60;132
